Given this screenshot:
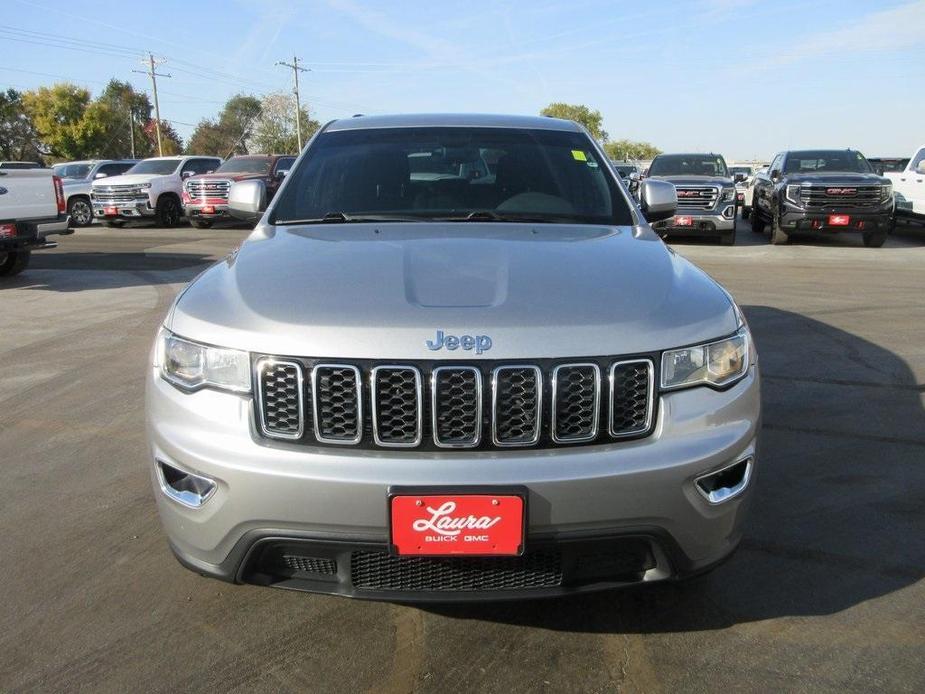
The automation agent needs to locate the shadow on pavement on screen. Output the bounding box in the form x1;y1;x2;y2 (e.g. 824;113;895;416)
423;306;925;631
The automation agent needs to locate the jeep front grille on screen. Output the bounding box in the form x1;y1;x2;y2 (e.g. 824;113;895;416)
675;186;718;210
254;357;656;450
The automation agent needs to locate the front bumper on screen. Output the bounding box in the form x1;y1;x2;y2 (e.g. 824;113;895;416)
146;360;761;600
92;199;155;219
779;202;893;232
661;205;737;235
184;202;232;220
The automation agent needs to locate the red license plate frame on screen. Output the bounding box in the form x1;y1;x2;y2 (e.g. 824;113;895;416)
388;487;526;557
674;215;693;226
828;214;851;226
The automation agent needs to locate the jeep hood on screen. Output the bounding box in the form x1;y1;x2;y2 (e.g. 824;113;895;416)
168;223;739;360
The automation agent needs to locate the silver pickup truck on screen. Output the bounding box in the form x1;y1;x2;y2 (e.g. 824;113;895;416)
0;168;71;277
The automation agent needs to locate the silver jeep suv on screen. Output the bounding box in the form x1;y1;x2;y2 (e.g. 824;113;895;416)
146;114;760;601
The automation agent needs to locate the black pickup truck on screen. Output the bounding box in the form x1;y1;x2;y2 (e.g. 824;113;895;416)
751;149;894;247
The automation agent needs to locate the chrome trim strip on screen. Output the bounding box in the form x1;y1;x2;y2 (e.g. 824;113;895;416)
608;358;655;438
491;365;542;447
255;357;305;440
370;365;423;448
551;363;601;444
311;363;363;445
431;366;482;448
694;456;754;505
155;459;217;509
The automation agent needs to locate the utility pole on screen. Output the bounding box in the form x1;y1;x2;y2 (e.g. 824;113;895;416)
276;56;309;151
134;53;171;156
128;107;135;159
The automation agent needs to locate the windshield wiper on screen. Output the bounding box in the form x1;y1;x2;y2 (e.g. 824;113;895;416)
274;212;425;225
435;211;573;223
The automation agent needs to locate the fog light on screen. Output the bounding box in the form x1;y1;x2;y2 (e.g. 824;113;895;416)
694;457;752;504
156;460;216;508
722;205;735;219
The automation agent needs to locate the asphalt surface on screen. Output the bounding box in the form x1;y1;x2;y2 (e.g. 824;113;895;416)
1;219;924;693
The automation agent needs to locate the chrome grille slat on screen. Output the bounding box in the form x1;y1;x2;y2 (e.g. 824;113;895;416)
432;366;482;448
551;363;601;443
609;359;655;437
186;179;232;201
256;358;304;439
312;364;363;444
371;366;422;447
492;366;542;447
799;185;881;209
675;186;718;210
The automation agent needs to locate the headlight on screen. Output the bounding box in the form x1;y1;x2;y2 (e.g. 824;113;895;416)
156;328;251;393
881;183;893;202
721;187;735;202
138;183;152;190
661;327;750;390
785;184;803;205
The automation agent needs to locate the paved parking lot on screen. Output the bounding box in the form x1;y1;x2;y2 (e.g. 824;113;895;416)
1;221;923;692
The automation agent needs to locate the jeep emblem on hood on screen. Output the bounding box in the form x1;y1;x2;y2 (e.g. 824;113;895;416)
426;330;492;354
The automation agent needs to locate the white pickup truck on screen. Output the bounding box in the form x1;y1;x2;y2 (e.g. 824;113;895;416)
0;168;72;277
885;145;925;221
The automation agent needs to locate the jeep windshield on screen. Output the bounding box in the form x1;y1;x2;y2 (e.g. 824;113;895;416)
216;157;272;174
648;154;729;177
127;159;182;175
784;150;873;174
271;127;632;226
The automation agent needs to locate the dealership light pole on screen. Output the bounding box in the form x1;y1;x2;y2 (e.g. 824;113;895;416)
134;53;171;156
276;56;310;151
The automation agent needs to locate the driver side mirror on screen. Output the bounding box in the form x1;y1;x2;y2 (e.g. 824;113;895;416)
94;172;108;179
228;179;267;222
181;170;194;179
770;169;781;180
917;162;925;175
734;173;746;183
638;179;677;223
276;169;289;180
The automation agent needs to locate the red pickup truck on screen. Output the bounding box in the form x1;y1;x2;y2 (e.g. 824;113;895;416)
182;154;295;228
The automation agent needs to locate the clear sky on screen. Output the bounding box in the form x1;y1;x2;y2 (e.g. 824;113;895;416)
3;0;923;161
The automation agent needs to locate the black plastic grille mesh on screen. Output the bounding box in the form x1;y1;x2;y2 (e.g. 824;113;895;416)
553;365;598;441
610;361;652;435
315;366;360;441
259;361;302;436
281;555;337;575
433;368;480;445
351;551;563;592
373;368;420;444
494;367;540;444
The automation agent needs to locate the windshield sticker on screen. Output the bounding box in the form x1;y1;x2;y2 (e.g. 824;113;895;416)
571;150;587;162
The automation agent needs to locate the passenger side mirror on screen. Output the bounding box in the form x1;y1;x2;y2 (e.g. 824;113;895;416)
94;172;108;179
734;173;746;183
276;169;289;180
628;172;640;182
770;169;781;180
638;179;677;223
181;170;194;179
228;179;267;222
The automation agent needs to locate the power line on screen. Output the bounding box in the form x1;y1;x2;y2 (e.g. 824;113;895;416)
276;56;309;151
133;54;170;156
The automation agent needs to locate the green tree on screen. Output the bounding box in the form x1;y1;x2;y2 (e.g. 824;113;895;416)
187;93;262;156
95;79;154;159
603;139;662;161
0;88;43;161
250;92;319;154
144;119;183;156
22;83;108;159
540;102;608;142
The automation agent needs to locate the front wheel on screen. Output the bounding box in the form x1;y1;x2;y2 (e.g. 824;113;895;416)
0;249;31;277
863;231;887;248
751;205;766;233
155;195;182;228
67;196;94;227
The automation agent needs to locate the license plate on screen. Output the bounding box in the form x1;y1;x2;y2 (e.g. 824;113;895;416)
202;206;215;214
828;214;850;226
390;493;524;556
675;215;693;226
104;206;118;216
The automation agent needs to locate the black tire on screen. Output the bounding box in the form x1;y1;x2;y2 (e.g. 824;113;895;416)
863;231;887;248
155;194;182;228
751;205;766;233
0;249;31;277
190;219;213;229
103;219;125;228
720;229;736;245
67;196;94;227
741;205;751;220
770;208;789;245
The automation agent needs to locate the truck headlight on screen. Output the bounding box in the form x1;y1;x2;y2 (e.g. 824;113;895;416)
661;327;750;390
881;183;893;202
138;182;152;190
721;187;735;202
156;328;251;393
785;184;803;206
